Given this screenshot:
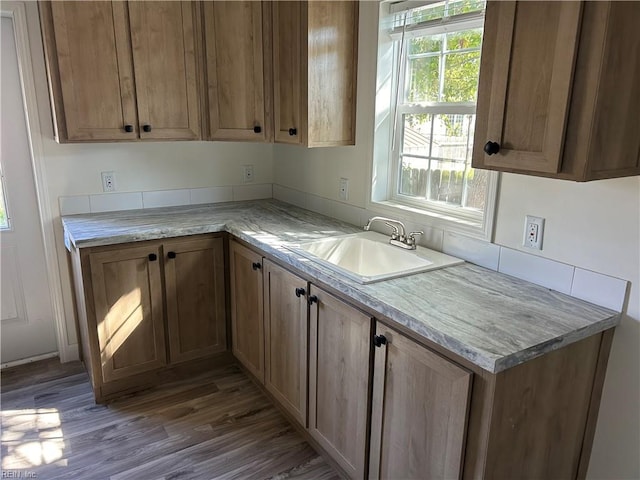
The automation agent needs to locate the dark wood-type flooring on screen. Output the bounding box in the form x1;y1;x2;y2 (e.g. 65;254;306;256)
0;358;340;479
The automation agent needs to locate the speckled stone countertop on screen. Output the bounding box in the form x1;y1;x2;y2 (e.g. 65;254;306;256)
62;199;620;373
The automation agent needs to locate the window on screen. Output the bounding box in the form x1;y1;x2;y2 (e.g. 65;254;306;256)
372;0;498;239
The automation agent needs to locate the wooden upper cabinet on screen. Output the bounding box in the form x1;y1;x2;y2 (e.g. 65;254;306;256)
369;324;472;480
41;1;138;141
128;1;201;140
272;1;358;147
89;244;166;383
40;1;201;142
163;236;226;364
204;1;270;142
473;1;640;181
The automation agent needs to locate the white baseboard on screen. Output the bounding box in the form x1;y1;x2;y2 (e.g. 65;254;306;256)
1;351;59;369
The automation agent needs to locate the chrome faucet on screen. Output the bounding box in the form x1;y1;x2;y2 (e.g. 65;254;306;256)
363;216;423;250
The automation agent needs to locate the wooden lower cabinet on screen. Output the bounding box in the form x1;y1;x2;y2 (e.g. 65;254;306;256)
308;285;373;479
229;239;265;381
70;234;228;402
164;236;227;363
263;260;308;426
369;324;472;480
88;244;167;383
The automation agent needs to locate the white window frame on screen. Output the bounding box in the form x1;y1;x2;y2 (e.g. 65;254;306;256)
370;1;499;241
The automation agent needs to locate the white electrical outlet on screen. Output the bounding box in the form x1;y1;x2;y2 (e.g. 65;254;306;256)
101;171;116;192
523;215;545;249
242;165;254;183
339;177;349;201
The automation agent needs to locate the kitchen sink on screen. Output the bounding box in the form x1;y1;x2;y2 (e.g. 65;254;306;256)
289;231;464;284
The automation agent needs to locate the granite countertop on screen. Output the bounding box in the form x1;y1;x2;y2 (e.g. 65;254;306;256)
62;199;620;373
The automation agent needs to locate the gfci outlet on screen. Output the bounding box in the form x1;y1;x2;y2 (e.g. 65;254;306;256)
101;171;116;192
339;177;349;201
242;165;254;183
523;215;545;250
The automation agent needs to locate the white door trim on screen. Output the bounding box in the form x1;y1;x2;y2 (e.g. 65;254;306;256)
1;2;74;362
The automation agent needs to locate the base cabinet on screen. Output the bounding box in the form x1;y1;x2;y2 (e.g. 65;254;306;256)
263;260;308;426
308;285;373;479
369;324;472;480
229;240;265;382
71;234;227;402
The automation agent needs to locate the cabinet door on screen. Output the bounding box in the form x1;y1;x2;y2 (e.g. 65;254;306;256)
263;260;308;426
309;285;372;479
164;236;226;364
229;240;264;382
204;1;268;142
473;1;583;173
272;1;303;145
128;1;200;140
43;1;137;141
89;245;166;383
369;325;472;480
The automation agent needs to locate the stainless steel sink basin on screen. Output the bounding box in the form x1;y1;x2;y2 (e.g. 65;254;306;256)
290;231;464;284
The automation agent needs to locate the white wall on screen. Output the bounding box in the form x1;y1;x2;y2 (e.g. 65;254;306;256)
275;3;639;478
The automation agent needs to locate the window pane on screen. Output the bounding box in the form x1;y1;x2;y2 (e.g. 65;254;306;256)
409;36;442;55
446;28;482;51
407;56;440;103
443;50;481;102
400;113;482;209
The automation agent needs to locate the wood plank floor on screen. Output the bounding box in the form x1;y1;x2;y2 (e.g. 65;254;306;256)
1;358;341;479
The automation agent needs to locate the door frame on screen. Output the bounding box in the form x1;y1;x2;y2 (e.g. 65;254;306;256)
1;2;71;363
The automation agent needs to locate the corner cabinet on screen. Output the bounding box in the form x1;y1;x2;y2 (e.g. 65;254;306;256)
473;1;640;180
272;1;359;147
40;1;201;142
69;234;228;402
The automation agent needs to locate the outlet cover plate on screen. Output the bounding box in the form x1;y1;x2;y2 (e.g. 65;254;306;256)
523;215;545;249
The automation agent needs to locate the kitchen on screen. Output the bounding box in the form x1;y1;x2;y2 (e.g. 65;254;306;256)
0;1;638;479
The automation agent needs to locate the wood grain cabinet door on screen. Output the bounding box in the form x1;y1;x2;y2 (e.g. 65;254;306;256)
473;1;583;173
309;285;372;479
263;260;308;426
204;1;269;142
43;1;138;141
163;236;226;364
272;1;303;145
89;245;166;384
369;325;472;480
128;1;200;140
229;240;265;382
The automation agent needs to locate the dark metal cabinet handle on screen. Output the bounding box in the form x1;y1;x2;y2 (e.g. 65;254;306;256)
308;295;318;305
252;262;262;271
295;287;306;297
143;124;152;133
148;253;158;262
167;251;176;259
253;125;262;134
288;128;297;136
483;141;500;155
124;124;134;133
373;335;387;348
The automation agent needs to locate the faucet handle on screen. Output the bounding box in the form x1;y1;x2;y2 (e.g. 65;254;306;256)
408;231;423;245
384;222;400;239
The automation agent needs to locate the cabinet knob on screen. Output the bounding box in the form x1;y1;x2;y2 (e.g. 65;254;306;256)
373;334;387;348
148;253;158;262
253;125;262;134
483;141;500;155
143;124;152;133
308;295;318;305
295;287;306;297
124;124;134;133
252;262;262;271
167;251;176;259
288;128;297;136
